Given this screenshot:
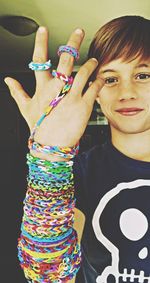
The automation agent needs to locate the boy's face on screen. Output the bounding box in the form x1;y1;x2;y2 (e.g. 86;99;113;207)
96;57;150;136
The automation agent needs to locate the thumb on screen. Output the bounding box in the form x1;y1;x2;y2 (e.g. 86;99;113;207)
4;77;31;112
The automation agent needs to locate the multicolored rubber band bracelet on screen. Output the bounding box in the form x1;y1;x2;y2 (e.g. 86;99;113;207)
57;45;79;61
52;69;74;96
28;71;74;153
28;59;52;71
28;140;79;159
52;70;73;84
20;243;69;259
21;226;73;243
28;95;79;159
27;66;78;159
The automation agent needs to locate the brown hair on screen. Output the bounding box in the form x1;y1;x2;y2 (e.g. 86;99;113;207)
88;15;150;79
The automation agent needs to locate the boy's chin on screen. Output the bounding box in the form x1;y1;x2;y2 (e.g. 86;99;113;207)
110;123;149;135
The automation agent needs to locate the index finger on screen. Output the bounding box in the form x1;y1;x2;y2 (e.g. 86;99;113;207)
57;28;85;76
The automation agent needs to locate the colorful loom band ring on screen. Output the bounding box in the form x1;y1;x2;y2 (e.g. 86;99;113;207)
52;70;73;84
57;45;79;61
28;59;52;71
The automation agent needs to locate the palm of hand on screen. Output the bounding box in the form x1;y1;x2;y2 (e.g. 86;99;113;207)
5;27;104;147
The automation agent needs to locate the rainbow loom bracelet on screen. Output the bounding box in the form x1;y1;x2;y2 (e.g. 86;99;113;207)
27;71;79;158
28;141;79;159
18;154;82;282
57;45;79;61
28;60;52;71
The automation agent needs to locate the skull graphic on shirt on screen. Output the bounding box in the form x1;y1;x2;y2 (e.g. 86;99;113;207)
92;179;150;283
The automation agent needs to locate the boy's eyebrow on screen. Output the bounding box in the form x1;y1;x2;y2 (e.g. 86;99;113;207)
100;64;150;74
135;63;149;68
101;69;116;74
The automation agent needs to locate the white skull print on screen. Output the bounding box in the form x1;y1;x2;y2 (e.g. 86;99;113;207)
92;179;150;283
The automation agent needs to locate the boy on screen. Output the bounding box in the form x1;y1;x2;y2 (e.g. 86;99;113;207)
5;15;150;283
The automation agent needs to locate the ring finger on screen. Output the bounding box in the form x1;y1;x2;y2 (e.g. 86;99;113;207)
57;28;85;76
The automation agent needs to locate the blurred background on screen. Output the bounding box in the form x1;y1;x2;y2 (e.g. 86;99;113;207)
0;0;150;282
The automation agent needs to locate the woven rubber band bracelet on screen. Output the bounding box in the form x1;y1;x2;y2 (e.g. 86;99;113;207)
28;102;79;159
28;60;52;71
28;140;79;159
51;70;74;97
57;45;79;61
28;67;79;158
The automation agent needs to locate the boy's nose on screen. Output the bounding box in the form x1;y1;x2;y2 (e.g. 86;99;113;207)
118;82;137;101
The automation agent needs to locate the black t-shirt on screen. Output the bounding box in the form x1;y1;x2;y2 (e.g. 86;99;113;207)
73;141;150;283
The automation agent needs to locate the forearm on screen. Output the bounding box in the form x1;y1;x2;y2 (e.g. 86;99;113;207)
18;153;82;283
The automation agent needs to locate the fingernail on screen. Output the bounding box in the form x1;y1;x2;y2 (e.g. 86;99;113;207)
75;28;83;35
91;58;98;63
4;78;10;85
38;26;46;33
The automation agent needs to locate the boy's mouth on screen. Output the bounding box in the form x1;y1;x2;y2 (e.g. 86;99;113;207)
116;108;144;116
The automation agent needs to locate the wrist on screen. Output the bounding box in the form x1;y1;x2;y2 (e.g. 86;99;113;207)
29;140;79;161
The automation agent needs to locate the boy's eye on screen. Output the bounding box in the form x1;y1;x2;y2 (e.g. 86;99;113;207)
105;77;118;84
136;73;150;80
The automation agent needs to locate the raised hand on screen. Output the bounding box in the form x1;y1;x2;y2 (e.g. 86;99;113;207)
5;27;104;150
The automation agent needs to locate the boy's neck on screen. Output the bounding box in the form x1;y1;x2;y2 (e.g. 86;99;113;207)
111;129;150;162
